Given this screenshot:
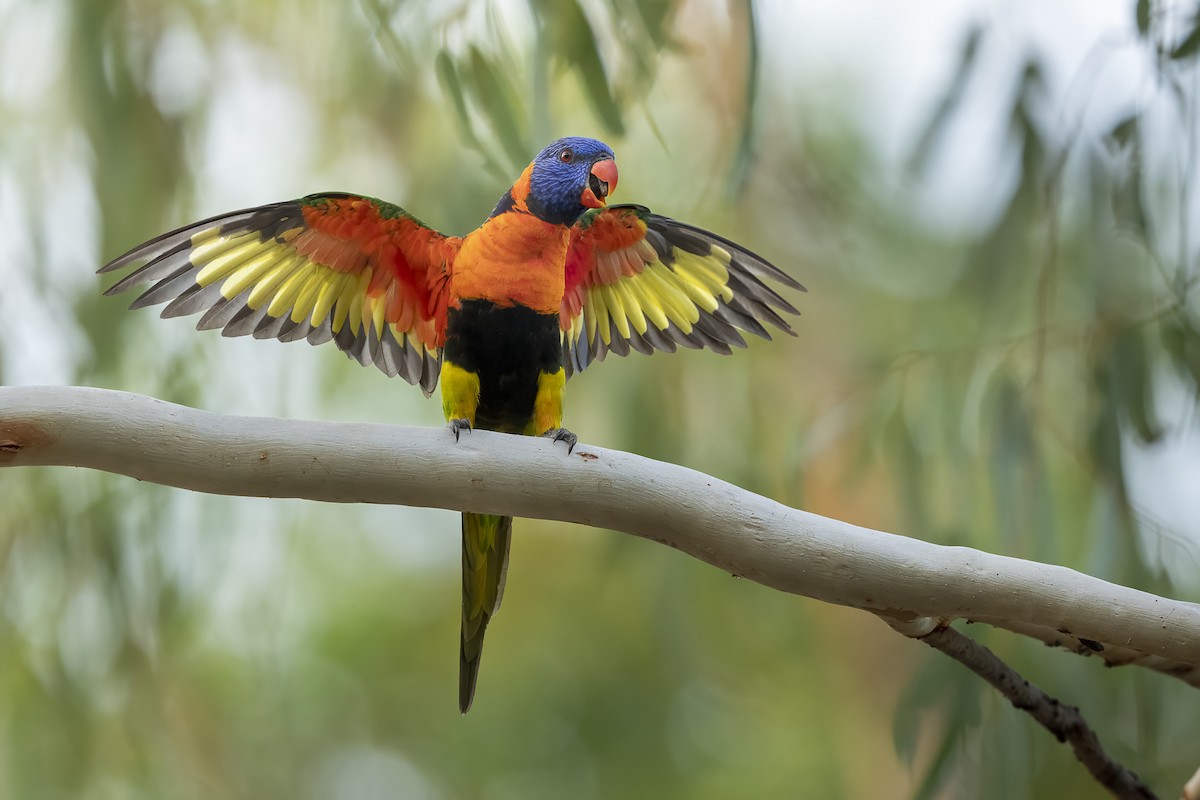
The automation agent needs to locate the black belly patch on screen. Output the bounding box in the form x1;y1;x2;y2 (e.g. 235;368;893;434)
443;299;562;432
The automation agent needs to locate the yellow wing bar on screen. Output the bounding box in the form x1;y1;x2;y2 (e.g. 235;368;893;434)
561;205;805;377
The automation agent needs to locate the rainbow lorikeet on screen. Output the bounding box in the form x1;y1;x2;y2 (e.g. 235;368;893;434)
100;136;805;712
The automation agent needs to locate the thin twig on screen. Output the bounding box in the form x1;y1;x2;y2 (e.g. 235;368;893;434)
918;624;1157;800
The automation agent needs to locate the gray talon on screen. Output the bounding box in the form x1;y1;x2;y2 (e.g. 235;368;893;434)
543;427;578;454
449;418;472;442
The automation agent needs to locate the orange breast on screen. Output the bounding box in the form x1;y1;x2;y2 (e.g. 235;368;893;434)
452;213;569;314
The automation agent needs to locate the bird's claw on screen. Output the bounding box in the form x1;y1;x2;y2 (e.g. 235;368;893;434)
543;427;578;454
449;418;472;442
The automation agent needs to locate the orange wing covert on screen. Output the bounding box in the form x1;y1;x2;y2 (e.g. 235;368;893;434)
560;204;805;378
99;194;459;395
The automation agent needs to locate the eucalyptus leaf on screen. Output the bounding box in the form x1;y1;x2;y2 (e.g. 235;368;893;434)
1171;15;1200;59
1136;0;1151;36
535;0;625;135
906;25;984;177
466;45;530;170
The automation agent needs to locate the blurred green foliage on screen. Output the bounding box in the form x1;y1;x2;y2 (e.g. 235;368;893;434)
2;0;1200;798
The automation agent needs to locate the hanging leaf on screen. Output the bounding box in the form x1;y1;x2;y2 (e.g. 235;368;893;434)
1136;0;1152;37
892;646;983;799
625;0;675;48
435;50;508;181
906;25;984;177
729;0;761;196
990;374;1033;550
1099;325;1163;446
534;0;625;135
1170;14;1200;59
1108;116;1150;240
1106;113;1138;149
1163;313;1200;392
435;51;477;147
465;45;530;169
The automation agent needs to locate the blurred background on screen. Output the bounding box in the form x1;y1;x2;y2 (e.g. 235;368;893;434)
2;0;1200;797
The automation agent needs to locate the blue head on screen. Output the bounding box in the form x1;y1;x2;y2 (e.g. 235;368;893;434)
497;137;618;225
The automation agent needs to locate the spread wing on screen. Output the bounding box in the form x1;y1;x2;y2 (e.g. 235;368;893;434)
100;193;460;395
560;204;805;377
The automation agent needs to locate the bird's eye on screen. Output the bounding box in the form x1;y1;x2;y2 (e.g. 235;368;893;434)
559;148;574;163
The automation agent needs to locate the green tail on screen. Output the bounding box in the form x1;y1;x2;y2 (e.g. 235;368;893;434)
459;512;512;713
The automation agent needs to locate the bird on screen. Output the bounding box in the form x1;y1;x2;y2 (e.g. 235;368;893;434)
99;136;806;713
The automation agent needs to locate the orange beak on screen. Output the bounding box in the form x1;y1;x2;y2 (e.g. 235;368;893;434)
581;158;618;208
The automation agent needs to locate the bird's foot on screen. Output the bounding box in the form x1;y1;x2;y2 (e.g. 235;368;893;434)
449;418;473;442
542;427;578;454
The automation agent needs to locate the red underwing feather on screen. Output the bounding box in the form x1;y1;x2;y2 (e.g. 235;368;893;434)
99;193;460;395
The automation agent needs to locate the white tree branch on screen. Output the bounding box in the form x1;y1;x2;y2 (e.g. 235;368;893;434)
3;386;1199;684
